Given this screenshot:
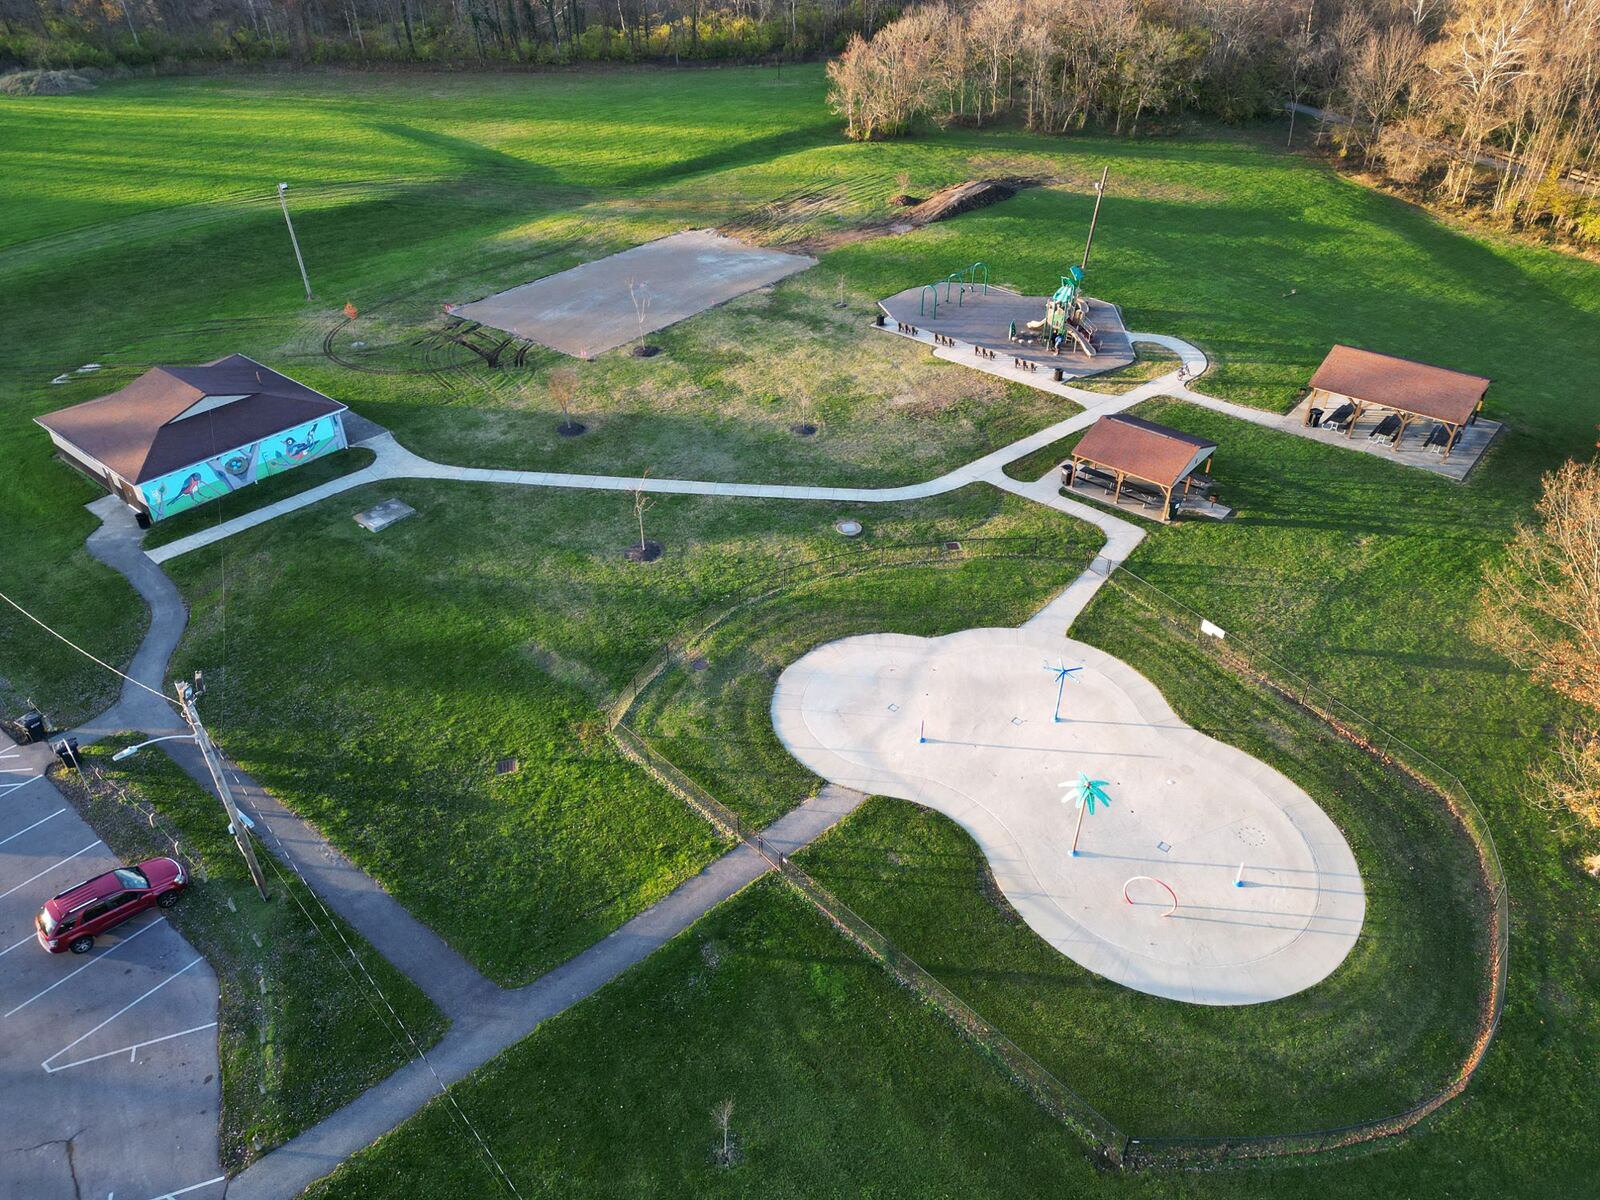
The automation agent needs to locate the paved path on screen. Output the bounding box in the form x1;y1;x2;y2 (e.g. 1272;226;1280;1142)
223;784;866;1200
63;332;1239;1196
145;337;1196;567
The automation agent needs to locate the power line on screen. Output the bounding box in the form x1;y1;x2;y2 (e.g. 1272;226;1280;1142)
3;578;525;1193
0;587;172;705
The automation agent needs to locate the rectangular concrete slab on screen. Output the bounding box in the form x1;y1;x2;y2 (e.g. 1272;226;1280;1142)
451;230;817;357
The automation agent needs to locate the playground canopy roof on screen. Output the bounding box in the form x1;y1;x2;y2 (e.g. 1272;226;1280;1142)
1072;414;1216;491
35;355;344;484
1307;345;1490;426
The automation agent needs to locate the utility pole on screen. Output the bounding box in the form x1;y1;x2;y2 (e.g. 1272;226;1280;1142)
174;674;271;901
1081;166;1109;273
277;182;313;302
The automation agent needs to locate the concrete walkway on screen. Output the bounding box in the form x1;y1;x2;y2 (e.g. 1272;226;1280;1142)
224;784;866;1200
64;330;1241;1196
145;342;1195;567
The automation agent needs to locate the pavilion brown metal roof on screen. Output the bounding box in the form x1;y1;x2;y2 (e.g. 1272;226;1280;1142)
1308;345;1490;426
1071;414;1216;490
35;355;345;485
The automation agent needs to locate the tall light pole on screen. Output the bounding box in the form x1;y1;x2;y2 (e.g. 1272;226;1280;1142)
1080;166;1109;273
174;673;271;901
277;182;313;302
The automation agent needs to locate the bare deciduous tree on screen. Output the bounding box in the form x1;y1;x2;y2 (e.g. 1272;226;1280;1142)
711;1098;736;1166
1477;456;1600;846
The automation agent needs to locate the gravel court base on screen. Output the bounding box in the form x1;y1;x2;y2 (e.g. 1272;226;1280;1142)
772;629;1365;1006
0;742;222;1200
451;229;816;356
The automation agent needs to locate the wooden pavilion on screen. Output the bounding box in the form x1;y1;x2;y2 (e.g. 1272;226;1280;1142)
1305;345;1490;461
1065;414;1218;523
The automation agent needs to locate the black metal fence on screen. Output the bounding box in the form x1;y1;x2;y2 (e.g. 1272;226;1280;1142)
607;542;1508;1173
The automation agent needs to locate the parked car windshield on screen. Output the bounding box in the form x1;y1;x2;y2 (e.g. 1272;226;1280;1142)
113;867;149;890
38;909;58;934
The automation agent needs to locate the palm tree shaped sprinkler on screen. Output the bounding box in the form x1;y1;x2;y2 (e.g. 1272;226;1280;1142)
1044;660;1083;722
1060;771;1113;857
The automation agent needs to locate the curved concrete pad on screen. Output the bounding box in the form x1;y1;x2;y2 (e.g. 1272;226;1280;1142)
772;629;1364;1005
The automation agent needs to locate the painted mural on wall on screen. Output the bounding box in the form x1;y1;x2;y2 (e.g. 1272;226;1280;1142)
141;415;345;521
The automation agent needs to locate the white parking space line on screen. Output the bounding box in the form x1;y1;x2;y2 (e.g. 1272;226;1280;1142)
0;931;38;958
0;807;66;846
43;1019;217;1073
138;1174;227;1200
0;775;41;800
5;917;166;1017
0;839;103;899
43;956;204;1072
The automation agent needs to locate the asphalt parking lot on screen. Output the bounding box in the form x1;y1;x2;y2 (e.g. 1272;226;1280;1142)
1;736;224;1200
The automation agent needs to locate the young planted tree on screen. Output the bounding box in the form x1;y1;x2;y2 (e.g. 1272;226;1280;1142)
628;276;652;351
548;367;581;435
629;469;659;560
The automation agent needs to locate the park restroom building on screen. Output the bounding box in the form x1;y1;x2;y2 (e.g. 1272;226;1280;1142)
36;355;348;524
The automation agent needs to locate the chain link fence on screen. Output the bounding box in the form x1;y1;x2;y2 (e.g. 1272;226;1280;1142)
608;541;1508;1173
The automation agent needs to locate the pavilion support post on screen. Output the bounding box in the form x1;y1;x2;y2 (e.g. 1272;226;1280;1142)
1441;421;1460;460
1162;484;1174;522
1393;412;1416;449
1346;400;1365;437
1113;471;1125;505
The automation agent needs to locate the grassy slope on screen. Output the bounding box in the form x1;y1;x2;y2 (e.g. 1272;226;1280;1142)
165;480;1085;983
58;741;446;1171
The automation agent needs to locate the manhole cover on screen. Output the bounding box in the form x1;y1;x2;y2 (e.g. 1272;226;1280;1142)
1235;824;1268;847
835;520;862;537
1157;841;1171;853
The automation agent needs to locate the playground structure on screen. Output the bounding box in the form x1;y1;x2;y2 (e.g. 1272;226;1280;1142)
878;166;1129;384
771;628;1365;1005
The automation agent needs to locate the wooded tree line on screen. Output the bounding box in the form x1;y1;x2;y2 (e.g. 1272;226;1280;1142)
0;0;889;66
828;0;1600;243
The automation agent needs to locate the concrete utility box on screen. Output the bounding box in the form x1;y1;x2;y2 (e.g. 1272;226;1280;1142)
353;498;416;533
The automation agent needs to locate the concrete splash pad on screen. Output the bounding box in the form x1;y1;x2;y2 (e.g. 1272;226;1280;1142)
772;629;1364;1005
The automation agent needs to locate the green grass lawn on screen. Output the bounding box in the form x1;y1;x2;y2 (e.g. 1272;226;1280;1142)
4;64;1600;1198
164;479;1087;983
55;741;447;1171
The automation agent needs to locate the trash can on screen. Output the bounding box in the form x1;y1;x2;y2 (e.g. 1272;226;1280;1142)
1308;407;1324;428
53;737;81;768
21;711;46;743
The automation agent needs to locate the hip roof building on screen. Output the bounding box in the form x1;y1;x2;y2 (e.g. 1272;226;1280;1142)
36;354;348;524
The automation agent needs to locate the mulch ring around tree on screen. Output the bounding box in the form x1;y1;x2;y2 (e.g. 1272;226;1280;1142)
626;539;664;562
790;422;818;437
557;420;587;437
631;344;662;358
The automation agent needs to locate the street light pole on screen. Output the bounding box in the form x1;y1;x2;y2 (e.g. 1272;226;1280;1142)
174;675;271;901
1080;166;1109;273
277;182;313;302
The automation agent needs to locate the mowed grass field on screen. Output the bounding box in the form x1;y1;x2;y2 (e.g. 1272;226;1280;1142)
1;65;1598;1199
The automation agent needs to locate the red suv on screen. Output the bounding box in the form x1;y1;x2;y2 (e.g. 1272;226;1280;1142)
35;858;187;954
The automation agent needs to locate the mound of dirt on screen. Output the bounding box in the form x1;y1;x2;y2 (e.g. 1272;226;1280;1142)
0;70;97;96
906;178;1033;224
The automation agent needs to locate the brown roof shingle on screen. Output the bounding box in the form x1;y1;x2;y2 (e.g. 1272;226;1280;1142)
35;355;344;484
1071;414;1216;489
1308;345;1489;426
